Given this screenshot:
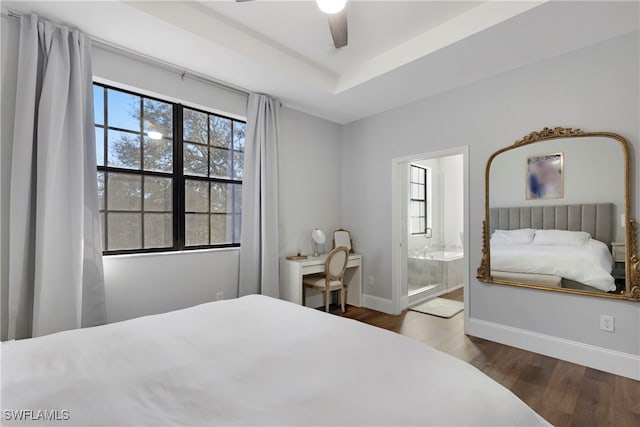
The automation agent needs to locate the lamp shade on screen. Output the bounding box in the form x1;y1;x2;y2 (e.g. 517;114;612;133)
316;0;346;14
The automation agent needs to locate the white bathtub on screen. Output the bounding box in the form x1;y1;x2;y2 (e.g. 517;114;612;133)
409;250;464;262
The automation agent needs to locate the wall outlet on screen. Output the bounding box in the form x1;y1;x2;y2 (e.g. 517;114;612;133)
216;292;224;301
368;276;374;286
600;314;614;332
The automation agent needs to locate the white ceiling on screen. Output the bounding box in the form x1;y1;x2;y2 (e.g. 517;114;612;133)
200;1;483;75
3;1;640;124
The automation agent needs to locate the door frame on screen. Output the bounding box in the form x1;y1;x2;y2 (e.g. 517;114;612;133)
391;146;470;332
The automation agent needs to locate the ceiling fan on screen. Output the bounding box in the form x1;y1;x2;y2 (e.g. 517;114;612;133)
235;0;348;49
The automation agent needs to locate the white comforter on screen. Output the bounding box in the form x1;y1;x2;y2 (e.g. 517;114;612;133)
491;239;615;291
1;295;548;426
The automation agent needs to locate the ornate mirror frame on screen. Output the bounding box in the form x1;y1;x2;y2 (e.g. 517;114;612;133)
477;127;640;301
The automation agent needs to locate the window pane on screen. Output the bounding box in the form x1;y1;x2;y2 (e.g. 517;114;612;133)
144;213;173;248
232;184;242;213
210;214;232;244
100;212;105;251
144;136;172;173
107;89;140;132
410;183;419;199
418;185;425;200
107;173;141;211
411;166;419;183
185;180;209;213
93;85;104;125
419;218;426;233
107;213;141;250
95;127;104;166
410;201;421;217
210;147;231;179
233;121;245;151
185;214;209;246
108;129;141;170
410;218;420;234
143;99;173;139
210;182;228;213
233;214;242;243
210;116;231;148
183;143;208;176
144;176;172;212
183;108;207;144
232;151;244;180
97;172;105;210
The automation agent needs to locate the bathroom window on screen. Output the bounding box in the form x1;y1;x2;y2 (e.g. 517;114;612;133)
409;165;430;235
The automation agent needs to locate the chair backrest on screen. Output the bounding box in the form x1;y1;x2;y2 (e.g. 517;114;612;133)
325;246;350;281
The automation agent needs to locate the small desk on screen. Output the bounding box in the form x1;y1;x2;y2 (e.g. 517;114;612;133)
280;254;363;308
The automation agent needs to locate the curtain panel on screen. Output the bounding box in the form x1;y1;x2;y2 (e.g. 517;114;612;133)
8;14;106;339
238;94;280;298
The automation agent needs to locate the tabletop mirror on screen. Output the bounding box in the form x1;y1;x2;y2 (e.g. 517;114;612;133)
333;229;354;253
477;127;639;301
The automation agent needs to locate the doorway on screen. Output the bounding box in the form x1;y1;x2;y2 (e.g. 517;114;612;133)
391;147;469;328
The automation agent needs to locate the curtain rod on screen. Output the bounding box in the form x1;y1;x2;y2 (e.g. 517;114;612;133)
3;9;250;98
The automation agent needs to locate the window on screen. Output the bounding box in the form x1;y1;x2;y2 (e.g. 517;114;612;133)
94;83;245;254
409;164;429;235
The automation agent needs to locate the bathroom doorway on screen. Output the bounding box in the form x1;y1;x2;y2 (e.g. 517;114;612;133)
407;155;464;305
391;146;469;322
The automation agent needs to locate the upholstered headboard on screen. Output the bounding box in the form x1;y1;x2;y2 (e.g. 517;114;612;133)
489;203;614;246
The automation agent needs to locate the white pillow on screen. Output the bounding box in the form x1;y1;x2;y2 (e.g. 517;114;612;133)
490;229;535;245
533;229;591;246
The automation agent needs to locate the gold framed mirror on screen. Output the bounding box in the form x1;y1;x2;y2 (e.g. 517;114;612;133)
477;127;639;301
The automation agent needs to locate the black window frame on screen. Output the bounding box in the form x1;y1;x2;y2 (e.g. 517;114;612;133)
409;164;428;235
94;82;244;255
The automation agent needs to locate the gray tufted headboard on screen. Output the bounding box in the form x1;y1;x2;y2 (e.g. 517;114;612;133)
489;203;614;246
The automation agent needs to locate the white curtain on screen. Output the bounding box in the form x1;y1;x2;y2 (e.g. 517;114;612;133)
238;94;280;297
8;14;106;339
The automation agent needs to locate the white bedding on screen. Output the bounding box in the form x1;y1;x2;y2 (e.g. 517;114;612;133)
1;295;549;426
491;239;615;291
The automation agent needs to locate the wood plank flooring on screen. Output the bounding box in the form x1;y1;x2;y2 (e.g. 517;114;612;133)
328;289;639;427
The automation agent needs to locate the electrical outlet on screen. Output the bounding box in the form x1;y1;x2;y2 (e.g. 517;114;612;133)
600;315;614;332
368;276;374;286
216;292;224;301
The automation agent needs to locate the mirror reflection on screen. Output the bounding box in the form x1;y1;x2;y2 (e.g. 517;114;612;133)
489;136;626;295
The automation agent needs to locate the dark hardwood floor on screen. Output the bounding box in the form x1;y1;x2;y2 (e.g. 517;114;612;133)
328;290;640;427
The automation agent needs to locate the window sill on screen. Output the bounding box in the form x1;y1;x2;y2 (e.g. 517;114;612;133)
104;246;240;260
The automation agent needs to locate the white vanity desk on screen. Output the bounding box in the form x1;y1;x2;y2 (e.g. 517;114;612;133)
279;254;363;308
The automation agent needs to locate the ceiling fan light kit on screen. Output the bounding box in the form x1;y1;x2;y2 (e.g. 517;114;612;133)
316;0;347;15
235;0;348;49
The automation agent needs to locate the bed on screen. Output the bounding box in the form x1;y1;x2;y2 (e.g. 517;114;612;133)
1;295;549;426
490;203;616;292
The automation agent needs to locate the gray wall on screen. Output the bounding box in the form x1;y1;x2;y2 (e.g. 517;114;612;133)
341;31;640;356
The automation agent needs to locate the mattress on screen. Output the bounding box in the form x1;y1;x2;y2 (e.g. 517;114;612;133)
491;239;615;292
1;295;549;426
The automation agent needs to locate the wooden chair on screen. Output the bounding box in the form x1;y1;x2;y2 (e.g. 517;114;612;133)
302;246;350;313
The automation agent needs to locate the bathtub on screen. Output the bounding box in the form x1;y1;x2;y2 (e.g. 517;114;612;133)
408;249;464;295
409;250;464;262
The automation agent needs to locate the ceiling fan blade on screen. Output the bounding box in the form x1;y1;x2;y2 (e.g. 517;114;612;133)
328;10;348;48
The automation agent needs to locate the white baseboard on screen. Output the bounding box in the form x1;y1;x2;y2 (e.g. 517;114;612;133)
362;294;394;314
468;317;640;380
